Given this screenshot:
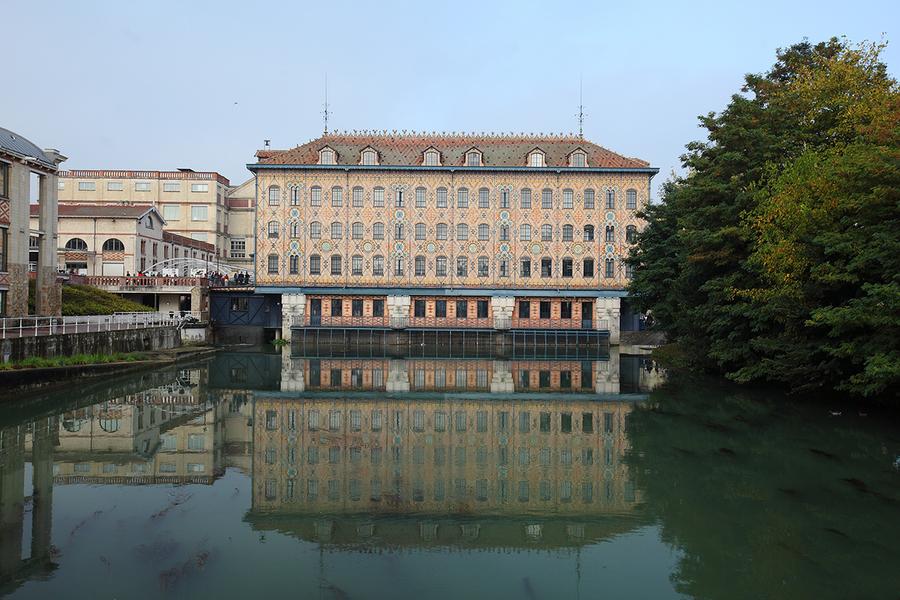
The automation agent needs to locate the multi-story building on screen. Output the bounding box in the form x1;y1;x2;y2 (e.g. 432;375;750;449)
58;169;231;258
224;177;256;272
0;127;66;316
249;132;657;343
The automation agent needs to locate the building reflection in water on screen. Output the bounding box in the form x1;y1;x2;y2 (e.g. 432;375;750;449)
0;350;663;590
246;349;663;550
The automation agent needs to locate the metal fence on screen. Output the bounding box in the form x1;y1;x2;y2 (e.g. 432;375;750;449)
0;311;196;339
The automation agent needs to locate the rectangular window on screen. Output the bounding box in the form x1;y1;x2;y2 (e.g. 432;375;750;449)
163;182;180;192
477;300;489;319
331;299;343;317
191;183;209;192
457;188;468;208
311;187;322;206
352;187;363;207
584;189;595;209
78;181;96;191
627;189;637;209
500;189;510;208
267;255;278;274
289;255;299;274
456;300;467;319
541;258;552;278
352;299;363;316
191;205;208;221
435;300;447;318
561;301;572;319
561;412;572;433
563;189;573;209
520;258;531;278
478;188;489;208
518;301;530;319
414;299;426;318
415;187;426;208
539;301;551;319
107;181;124;191
162;204;180;221
373;188;385;207
520;188;531;209
352;255;362;276
540;412;551;432
541;189;552;209
372;299;384;317
135;182;151;192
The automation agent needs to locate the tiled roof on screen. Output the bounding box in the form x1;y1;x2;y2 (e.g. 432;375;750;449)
255;132;650;169
163;231;215;252
0;127;56;169
34;203;158;219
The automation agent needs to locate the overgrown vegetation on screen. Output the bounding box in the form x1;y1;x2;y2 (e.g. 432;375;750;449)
0;352;146;371
29;281;154;315
626;37;899;399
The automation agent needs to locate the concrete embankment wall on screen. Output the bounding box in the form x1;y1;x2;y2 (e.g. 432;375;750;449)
1;326;181;362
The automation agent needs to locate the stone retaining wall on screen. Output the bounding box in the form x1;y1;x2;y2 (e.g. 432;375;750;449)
1;326;181;363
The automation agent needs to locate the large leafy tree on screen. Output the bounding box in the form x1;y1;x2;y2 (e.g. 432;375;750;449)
627;38;899;398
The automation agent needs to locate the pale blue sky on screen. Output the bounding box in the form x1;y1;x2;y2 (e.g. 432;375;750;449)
4;0;897;195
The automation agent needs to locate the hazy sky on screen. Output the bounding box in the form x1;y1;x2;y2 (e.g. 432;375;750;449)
4;0;897;196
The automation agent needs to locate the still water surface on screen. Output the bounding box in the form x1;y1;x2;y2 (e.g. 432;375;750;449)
1;350;898;599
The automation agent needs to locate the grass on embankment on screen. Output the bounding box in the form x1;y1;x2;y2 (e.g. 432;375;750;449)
0;352;147;371
29;281;154;316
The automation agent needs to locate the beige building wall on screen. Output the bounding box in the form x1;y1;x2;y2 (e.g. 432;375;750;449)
58;170;230;257
224;177;256;272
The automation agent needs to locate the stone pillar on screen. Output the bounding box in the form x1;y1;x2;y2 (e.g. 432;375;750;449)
595;297;621;345
387;295;411;329
386;359;410;392
6;162;31;317
490;360;514;393
280;293;306;340
280;349;305;392
35;173;60;316
490;296;515;330
596;345;621;394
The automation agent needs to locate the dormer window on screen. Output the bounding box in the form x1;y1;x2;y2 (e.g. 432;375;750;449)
360;148;378;165
528;150;545;167
318;147;336;165
569;150;587;168
424;148;441;166
466;150;482;167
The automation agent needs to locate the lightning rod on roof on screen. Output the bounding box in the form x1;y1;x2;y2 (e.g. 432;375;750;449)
577;75;586;139
323;73;330;135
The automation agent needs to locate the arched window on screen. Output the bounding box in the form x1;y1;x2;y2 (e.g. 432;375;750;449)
373;255;385;276
499;225;509;241
626;225;638;243
478;223;489;241
330;255;342;275
436;223;448;240
520;224;531;241
373;187;385;207
65;238;88;251
361;149;377;165
99;417;120;433
436;187;448;208
267;221;279;238
309;221;322;239
478;188;490;208
102;238;125;252
267;254;279;274
457;187;469;208
415;223;426;240
466;150;482;166
373;222;385;240
584;189;595;209
562;224;574;241
352;186;364;207
319;148;336;165
562;258;573;277
605;258;615;278
331;187;343;207
456;256;468;277
605;225;615;242
541;224;552;241
563;189;574;209
529;151;545;167
290;221;300;238
570;151;587;167
352;222;363;239
626;189;638;210
436;256;448;276
310;186;322;206
583;225;595;242
309;254;321;275
424;149;440;166
583;258;595;278
351;255;363;275
290;185;300;206
395;223;404;240
541;189;553;209
456;223;468;241
415;187;427;208
331;221;342;239
606;189;616;209
477;256;489;277
414;255;426;277
268;185;280;206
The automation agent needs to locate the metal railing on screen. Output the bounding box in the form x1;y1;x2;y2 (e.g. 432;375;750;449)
81;276;208;288
0;311;192;339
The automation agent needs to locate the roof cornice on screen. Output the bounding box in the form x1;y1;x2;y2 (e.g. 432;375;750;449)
247;164;659;175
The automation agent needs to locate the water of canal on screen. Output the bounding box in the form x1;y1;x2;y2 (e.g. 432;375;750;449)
1;350;898;599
